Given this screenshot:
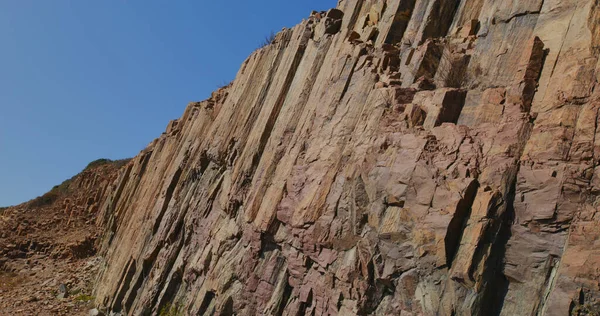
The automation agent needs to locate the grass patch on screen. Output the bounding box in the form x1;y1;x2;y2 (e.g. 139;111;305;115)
84;158;113;170
0;272;25;291
85;158;130;171
74;294;95;302
28;158;131;208
29;191;61;208
159;303;183;316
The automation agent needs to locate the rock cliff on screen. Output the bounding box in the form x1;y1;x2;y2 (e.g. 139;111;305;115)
92;0;600;315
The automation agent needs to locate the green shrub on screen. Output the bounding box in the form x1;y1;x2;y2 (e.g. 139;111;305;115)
259;31;276;48
28;157;131;208
85;158;131;171
29;191;61;208
84;158;113;170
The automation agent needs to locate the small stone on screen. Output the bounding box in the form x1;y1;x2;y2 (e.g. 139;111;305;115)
89;308;105;316
56;283;67;299
375;82;387;89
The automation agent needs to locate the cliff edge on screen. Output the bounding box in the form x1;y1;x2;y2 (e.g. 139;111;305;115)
87;0;600;315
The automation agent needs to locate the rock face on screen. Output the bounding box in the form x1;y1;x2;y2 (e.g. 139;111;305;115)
92;0;600;315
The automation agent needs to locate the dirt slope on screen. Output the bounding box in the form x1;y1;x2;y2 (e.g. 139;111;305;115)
0;159;128;315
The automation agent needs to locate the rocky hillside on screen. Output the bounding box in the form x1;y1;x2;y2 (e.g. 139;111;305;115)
0;159;128;315
16;0;599;315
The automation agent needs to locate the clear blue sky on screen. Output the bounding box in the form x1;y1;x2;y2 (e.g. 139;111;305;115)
0;1;336;206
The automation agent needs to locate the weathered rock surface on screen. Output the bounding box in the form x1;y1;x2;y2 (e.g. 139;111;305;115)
91;0;600;315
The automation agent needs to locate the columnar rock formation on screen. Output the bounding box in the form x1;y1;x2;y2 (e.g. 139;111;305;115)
93;0;600;315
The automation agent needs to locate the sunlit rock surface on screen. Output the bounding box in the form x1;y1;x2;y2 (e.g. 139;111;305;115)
93;1;600;315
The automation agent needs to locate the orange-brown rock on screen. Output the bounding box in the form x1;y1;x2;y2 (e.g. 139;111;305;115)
81;0;600;315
